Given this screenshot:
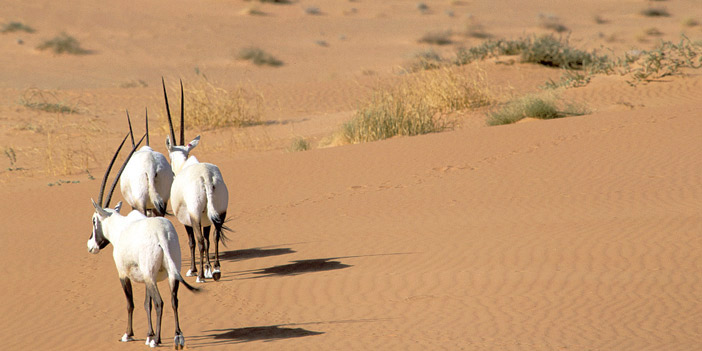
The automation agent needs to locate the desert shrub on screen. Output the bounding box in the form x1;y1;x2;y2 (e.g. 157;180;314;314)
454;38;527;65
520;35;608;69
616;37;702;83
37;33;89;55
487;94;588;126
237;47;283;66
340;68;491;143
1;21;35;33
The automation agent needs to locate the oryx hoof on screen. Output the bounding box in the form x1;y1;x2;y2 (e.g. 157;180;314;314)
213;269;221;281
186;269;196;277
120;333;134;342
204;267;213;279
196;276;206;283
146;336;159;348
174;334;185;350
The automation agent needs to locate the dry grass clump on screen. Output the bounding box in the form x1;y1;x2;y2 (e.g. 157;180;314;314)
288;137;311;152
616;37;702;83
37;33;90;55
165;79;264;131
19;88;81;114
338;68;491;144
487;93;588;126
539;13;569;33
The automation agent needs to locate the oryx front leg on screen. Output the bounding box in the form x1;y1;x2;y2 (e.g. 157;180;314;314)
203;226;214;280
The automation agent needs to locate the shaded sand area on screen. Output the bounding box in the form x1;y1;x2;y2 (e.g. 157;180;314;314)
1;0;701;350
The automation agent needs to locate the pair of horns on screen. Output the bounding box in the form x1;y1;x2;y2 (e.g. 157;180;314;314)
126;109;149;147
163;78;185;146
97;131;146;209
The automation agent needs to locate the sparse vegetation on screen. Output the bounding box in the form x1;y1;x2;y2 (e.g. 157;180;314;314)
408;49;446;71
36;33;90;55
487;93;588;126
338;68;491;143
304;6;321;15
19;89;80;114
1;21;35;33
419;30;453;45
237;47;283;66
640;7;670;17
166;78;264;131
616;37;702;84
288;137;311;152
539;14;569;33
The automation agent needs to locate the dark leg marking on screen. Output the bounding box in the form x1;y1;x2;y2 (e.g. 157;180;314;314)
120;278;135;341
184;225;197;276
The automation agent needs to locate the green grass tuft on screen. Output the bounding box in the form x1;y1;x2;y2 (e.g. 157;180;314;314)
487;94;588;126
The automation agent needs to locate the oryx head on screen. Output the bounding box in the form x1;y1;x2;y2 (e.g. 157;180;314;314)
162;78;200;174
87;132;145;254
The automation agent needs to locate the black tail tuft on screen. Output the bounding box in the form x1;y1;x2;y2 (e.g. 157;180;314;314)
179;276;201;293
212;212;233;247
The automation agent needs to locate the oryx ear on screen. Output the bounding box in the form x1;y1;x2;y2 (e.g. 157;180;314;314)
186;135;200;151
91;199;111;218
114;201;123;213
165;135;174;152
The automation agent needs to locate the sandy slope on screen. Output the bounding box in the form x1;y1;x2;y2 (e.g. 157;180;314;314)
1;0;702;350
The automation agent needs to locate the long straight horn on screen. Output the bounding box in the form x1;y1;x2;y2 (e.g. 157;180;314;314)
179;79;185;146
145;107;150;147
162;77;177;146
98;133;130;207
105;133;147;208
126;110;135;147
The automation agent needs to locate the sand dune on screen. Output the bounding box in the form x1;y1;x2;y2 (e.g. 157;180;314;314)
1;0;701;350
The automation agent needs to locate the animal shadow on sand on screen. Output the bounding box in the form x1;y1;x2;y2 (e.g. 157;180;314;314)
218;247;296;262
245;257;352;278
192;325;324;347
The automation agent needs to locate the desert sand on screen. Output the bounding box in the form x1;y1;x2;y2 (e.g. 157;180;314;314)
1;0;701;350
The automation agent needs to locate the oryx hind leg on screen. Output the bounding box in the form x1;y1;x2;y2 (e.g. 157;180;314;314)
184;225;197;277
212;211;227;281
119;277;135;342
145;282;164;348
203;226;213;280
170;279;185;350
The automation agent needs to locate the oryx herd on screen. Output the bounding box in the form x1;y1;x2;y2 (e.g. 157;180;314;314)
86;79;229;349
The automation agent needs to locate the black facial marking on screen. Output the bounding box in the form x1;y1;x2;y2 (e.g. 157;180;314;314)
91;217;111;249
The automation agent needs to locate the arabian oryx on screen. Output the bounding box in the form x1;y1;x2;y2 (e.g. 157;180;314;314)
162;78;229;283
87;131;199;349
120;109;173;217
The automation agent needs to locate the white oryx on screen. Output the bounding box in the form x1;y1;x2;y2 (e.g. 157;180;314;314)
87;131;198;349
120;110;174;217
162;79;229;283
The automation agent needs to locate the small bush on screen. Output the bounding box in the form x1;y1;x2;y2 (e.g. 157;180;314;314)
520;35;607;69
237;47;283;66
641;7;670;17
487;94;587;126
1;22;35;33
37;33;89;55
288;137;310;152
